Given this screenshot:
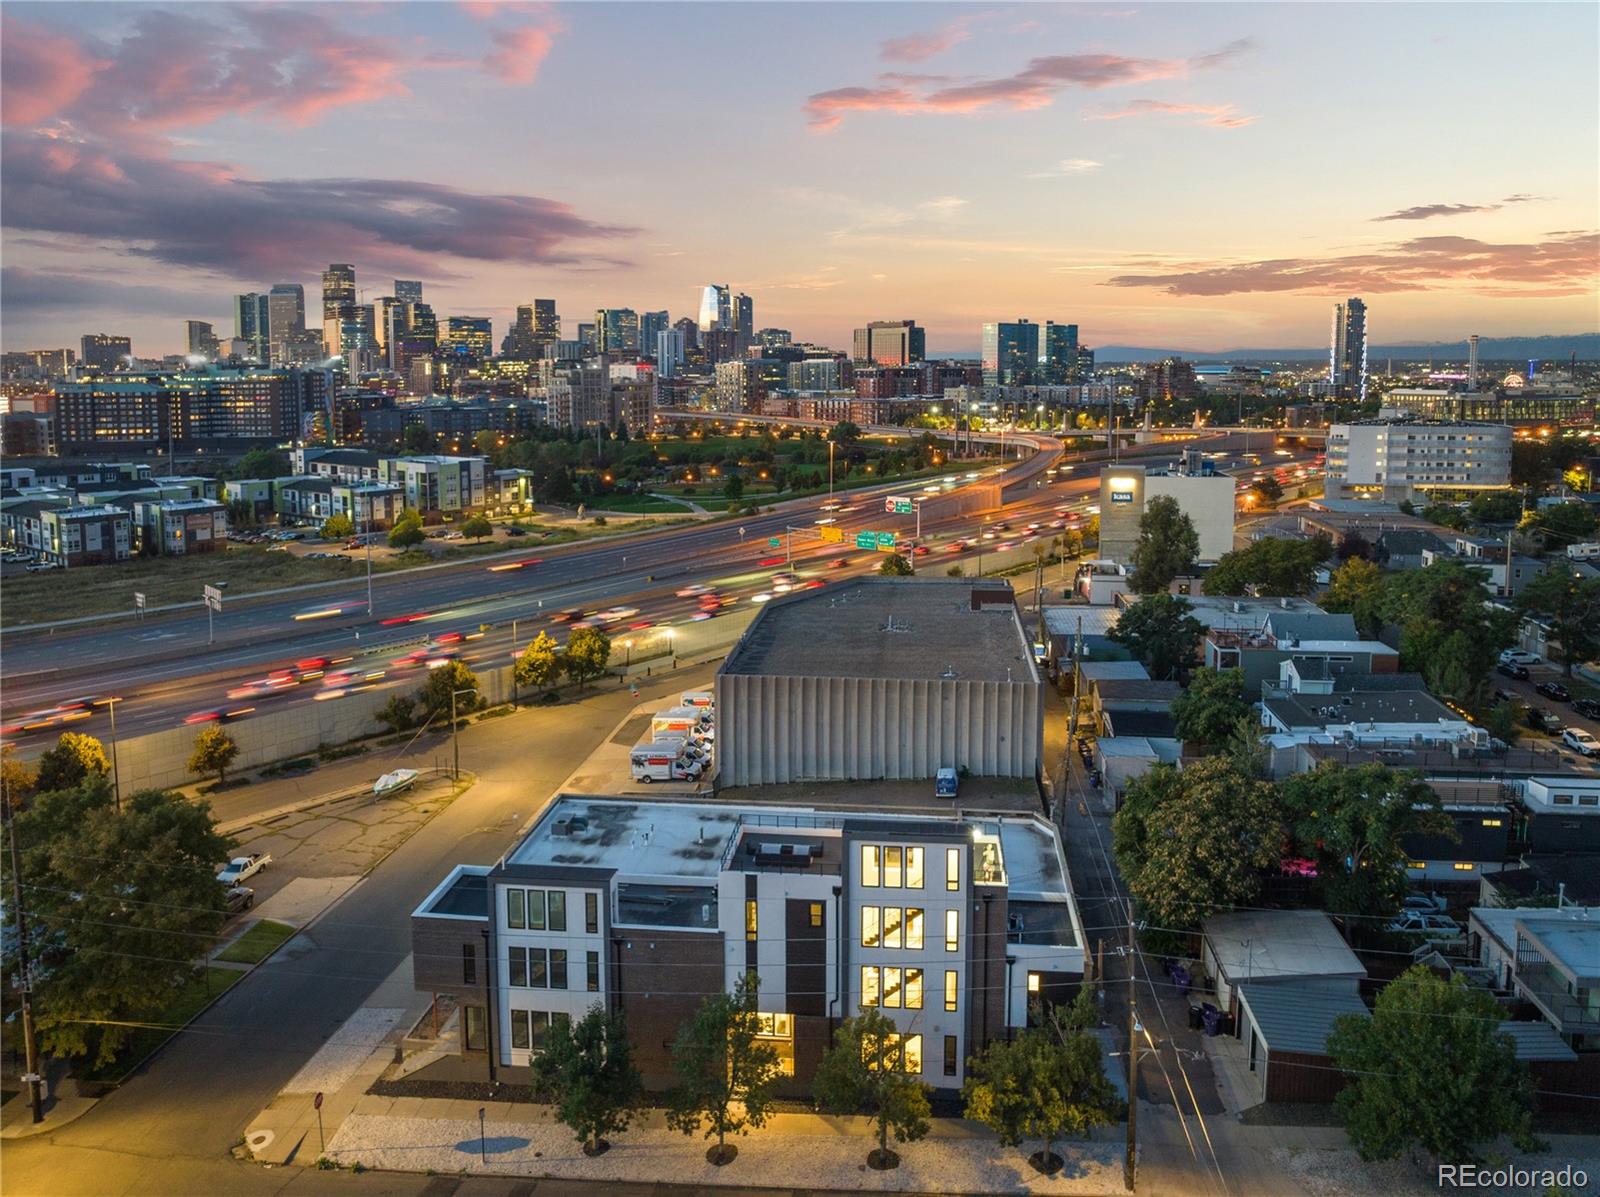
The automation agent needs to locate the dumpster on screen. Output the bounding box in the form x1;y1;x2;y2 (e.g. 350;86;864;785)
1201;1003;1220;1037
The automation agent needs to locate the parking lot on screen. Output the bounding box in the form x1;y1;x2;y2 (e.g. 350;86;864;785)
1492;652;1600;769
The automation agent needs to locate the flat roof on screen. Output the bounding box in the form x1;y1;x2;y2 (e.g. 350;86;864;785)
722;577;1034;684
413;864;490;920
1042;606;1123;638
995;817;1067;898
1238;980;1369;1055
1518;918;1600;985
1264;689;1461;730
1078;661;1150;682
1095;679;1181;704
507;798;742;879
1204;910;1365;982
715;777;1041;817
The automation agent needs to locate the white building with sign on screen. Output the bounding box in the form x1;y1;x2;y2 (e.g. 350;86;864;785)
1098;465;1235;564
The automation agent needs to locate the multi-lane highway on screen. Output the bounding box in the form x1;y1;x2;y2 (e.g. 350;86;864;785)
2;431;1307;742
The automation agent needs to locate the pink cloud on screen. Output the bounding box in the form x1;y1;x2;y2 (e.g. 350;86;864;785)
806;37;1254;130
484;19;562;85
1105;232;1600;296
0;17;108;126
1086;98;1257;127
880;22;973;64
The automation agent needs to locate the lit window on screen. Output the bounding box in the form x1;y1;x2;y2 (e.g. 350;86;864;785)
885;846;904;888
905;968;923;1010
1481;818;1502;828
861;966;881;1007
883;906;903;949
862;906;881;948
862;845;881;887
883;966;903;1008
905;908;924;950
810;902;824;928
746;899;758;942
1027;972;1041;994
946;847;960;891
1453;862;1475;872
945;909;959;952
902;1034;922;1074
945;970;959;1012
906;847;924;889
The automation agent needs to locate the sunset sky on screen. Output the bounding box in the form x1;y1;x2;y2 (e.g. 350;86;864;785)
2;1;1596;356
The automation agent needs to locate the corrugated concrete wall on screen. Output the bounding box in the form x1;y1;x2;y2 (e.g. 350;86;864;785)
716;672;1041;786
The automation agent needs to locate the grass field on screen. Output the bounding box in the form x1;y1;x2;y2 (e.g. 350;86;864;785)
77;966;244;1083
586;494;695;514
215;919;296;964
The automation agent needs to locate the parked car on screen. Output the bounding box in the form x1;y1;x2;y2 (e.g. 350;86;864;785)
1492;688;1519;705
1402;893;1448;914
1386;910;1461;937
1562;727;1600;757
1574;698;1600;720
1497;662;1530;680
1499;649;1542;667
1536;681;1572;702
216;853;271;886
1528;707;1564;733
224;886;255;915
24;561;59;572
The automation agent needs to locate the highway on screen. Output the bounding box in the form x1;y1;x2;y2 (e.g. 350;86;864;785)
1;431;1308;742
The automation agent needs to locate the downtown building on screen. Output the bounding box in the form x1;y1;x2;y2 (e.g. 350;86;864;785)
1329;298;1368;402
1324;420;1512;502
52;367;305;451
851;320;926;366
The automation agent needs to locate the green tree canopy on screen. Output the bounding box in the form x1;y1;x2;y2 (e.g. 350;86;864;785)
35;732;111;794
376;694;417;734
235;446;290;479
1525;500;1597;547
1322;557;1384;637
187;725;239;786
416;660;481;723
1517;564;1600;677
1202;535;1330;597
1329;967;1536;1162
320;513;354;540
563;626;612;691
458;514;493;542
388;509;425;549
1128;495;1199;594
1108;593;1204;681
1279;762;1453;921
814;1006;933;1170
722;474;745;502
1249;476;1283;504
514;630;562;690
666;974;783;1165
1112;756;1282;929
530;1004;645;1155
1171;668;1250;746
8;779;233;1065
878;553;913;576
827;420;862;445
1379;560;1513;704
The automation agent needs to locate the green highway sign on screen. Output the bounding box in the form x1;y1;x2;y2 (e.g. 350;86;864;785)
855;531;877;550
768;536;781;547
887;498;913;515
876;532;897;550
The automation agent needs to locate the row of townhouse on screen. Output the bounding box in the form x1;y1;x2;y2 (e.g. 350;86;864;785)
2;495;225;565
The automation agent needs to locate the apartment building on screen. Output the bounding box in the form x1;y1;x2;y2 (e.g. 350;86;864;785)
39;504;133;567
1325;420;1512;502
132;498;227;555
378;455;486;514
412;797;1083;1093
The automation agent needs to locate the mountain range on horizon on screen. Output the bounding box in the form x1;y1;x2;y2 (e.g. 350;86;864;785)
935;333;1599;365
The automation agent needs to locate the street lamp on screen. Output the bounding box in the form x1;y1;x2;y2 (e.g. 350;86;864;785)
93;696;125;812
827;437;835;504
620;639;633;669
449;687;476;781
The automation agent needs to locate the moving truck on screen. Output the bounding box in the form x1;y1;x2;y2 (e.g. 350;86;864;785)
652;706;707;737
681;691;715;710
630;743;702;783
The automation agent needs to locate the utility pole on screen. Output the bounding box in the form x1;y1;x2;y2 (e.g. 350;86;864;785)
364;491;374;617
1124;899;1139;1192
4;785;46;1124
449;687;474;781
103;696;122;812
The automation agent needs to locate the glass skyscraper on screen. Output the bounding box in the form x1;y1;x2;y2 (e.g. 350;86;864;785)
698;284;731;332
981;320;1040;386
1330;298;1368;402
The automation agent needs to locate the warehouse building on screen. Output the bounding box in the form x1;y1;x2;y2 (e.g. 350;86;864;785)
715;577;1042;787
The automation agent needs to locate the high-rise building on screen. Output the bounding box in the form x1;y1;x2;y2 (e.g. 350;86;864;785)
981;320;1039;386
655;329;686;379
1040;322;1079;384
698;284;731;332
1468;334;1481;390
339;305;379;373
1329;298;1368;402
184;320;220;359
80;334;132;371
852;320;926;366
733;293;754;349
441;316;493;365
757;328;793;351
639;310;670;353
531;298;560;341
267;284;306;364
321;263;357;356
672;316;700;351
387;302;438;384
394;279;424;304
233;293;271;360
0;348;74;380
594;308;641;354
576;322;598;353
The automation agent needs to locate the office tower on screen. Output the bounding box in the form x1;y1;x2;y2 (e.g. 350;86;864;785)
80;333;133;371
394;279;423;304
442;316;493;364
184;320;220;359
734;293;754;349
576;322;598;352
1468;334;1481;390
388;302;438;381
1040;322;1079;384
698;283;731;332
672;316;700;351
530;298;560;341
374;296;399;354
321;263;357;356
852;320;926;366
656;329;686;379
501;306;541;360
1329;298;1368;402
980;320;1039;386
339;305;379;373
233;293;271;359
594;308;641;353
757;328;793;351
266;284;307;364
639;310;669;353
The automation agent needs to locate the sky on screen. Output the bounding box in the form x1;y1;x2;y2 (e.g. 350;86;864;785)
1;1;1596;357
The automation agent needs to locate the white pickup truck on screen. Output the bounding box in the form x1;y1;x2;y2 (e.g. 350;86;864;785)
216;853;271;886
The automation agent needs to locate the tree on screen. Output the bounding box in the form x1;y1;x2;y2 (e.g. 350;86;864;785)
878;553;912;576
1249;476;1283;505
375;694;417;734
1517;564;1600;676
1525;501;1597;547
402;422;433;453
1171;667;1250;746
1203;536;1329;597
1128;495;1199;594
236;446;290;479
530;1004;644;1156
388;510;425;549
514;631;562;690
1329;967;1536;1163
1112;756;1282;929
1108;593;1204;681
666;974;783;1165
458;514;493;542
187;725;239;786
1279;763;1452;921
563;626;612;691
814;1006;932;1171
1336;532;1373;561
722;474;745;502
1322;557;1384;637
827;420;862;445
34;732;111;793
320;513;354;540
9;779;233;1065
1;744;36;803
416;660;481;724
1379;560;1513;704
963;990;1118;1175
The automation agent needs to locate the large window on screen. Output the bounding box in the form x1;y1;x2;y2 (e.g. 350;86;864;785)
883;907;903;949
746;899;759;942
509;946;529;987
548;891;567;932
861;965;881;1007
585;892;599;934
530;948;548;988
586;950;600;992
861;906;881;948
464;1005;486;1051
527;889;547;931
905;908;924;950
945;970;958;1012
905;968;923;1010
507;889;526;929
862;843;926;889
946;847;960;891
883;966;903;1008
551;949;568;989
944;1035;958;1077
861;845;882;887
945;909;960;952
885;846;904;888
859;906;922;951
906;847;924;889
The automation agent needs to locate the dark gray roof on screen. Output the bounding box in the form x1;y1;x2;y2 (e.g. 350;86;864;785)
1376;529;1450;556
1497;1021;1579;1062
1095;679;1182;703
311;449;380;466
1237;981;1369;1055
1265;612;1360;642
1265;688;1458;729
1102;709;1179;739
419;870;487;918
1332;672;1429;692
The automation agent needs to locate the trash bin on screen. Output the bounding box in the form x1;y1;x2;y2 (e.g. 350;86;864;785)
1188;1003;1204;1031
1201;1003;1220;1037
1171;965;1191;996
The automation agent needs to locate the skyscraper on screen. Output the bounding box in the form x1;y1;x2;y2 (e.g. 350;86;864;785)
758;328;793;351
233;293;271;360
852;320;926;366
1329;298;1368;402
388;301;437;382
672;316;699;351
321;263;357;356
1040;322;1079;384
639;310;670;354
339;305;379;374
394;279;424;304
594;308;641;354
698;284;732;333
184;320;219;359
267;284;306;365
1468;333;1481;390
530;298;560;342
576;322;598;353
442;316;493;364
734;293;754;349
656;329;686;379
80;333;132;371
981;320;1039;386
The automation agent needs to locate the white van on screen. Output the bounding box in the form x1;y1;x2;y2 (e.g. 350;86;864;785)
680;690;715;710
630;744;702;783
652;706;708;737
1567;543;1600;561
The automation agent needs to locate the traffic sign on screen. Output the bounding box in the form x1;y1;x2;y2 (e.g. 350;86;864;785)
886;497;913;515
768;536;781;548
875;532;897;551
855;531;877;550
133;591;146;611
203;584;224;611
819;525;843;543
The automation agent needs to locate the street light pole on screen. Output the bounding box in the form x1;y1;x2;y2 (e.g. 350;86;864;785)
3;786;45;1124
449;687;475;781
102;697;122;812
364;491;374;617
827;438;835;504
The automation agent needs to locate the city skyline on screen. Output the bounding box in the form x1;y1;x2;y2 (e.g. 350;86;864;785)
2;2;1597;356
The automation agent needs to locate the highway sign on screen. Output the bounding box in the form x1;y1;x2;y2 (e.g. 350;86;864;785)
203;584;224;611
819;525;843;543
768;536;781;548
854;531;877;550
886;497;913;515
133;591;146;611
876;532;897;551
